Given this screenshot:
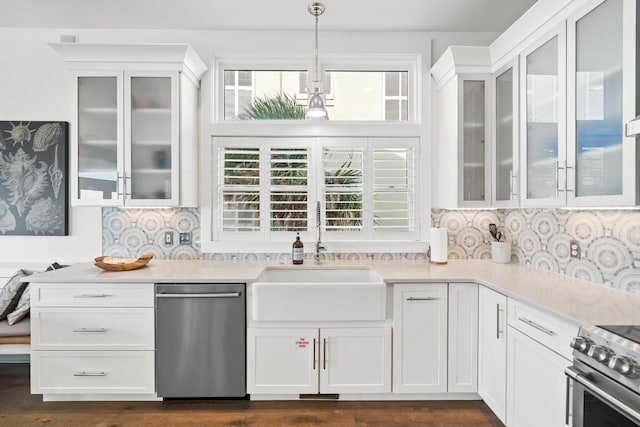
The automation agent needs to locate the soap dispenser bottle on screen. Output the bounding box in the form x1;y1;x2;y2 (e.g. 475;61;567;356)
292;232;304;264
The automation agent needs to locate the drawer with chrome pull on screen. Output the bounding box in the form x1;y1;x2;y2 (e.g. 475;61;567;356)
31;283;154;307
30;350;155;394
507;298;579;360
31;307;154;350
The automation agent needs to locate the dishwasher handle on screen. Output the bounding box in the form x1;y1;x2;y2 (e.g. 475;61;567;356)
157;292;241;299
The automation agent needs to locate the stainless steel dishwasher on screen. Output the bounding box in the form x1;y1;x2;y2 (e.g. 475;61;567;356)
155;283;246;398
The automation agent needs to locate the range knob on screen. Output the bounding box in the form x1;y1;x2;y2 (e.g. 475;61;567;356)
608;355;640;378
588;345;615;364
570;336;593;353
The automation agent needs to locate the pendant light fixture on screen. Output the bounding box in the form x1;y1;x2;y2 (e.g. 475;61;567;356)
306;2;328;119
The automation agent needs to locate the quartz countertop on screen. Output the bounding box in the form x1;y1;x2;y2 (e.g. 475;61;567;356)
26;259;640;326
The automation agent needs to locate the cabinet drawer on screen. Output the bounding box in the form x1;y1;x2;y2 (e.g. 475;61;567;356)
31;283;154;307
30;351;155;394
507;299;578;360
31;308;154;350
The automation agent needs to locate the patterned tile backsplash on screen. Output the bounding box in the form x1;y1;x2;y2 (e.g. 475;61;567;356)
103;207;640;294
432;208;640;294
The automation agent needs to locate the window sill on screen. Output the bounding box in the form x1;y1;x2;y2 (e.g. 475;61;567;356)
200;240;429;254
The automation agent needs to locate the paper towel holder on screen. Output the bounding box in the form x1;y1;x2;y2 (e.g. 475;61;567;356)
426;246;448;265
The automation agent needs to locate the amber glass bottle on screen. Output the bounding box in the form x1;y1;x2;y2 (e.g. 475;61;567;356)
292;232;304;264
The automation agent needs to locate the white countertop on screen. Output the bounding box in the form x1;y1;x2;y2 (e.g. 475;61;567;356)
26;259;640;326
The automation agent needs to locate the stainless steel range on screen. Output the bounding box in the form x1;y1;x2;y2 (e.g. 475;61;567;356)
566;325;640;426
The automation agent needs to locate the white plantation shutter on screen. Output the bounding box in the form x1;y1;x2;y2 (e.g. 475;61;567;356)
322;147;364;232
373;146;416;232
219;147;260;232
270;148;309;232
214;137;419;243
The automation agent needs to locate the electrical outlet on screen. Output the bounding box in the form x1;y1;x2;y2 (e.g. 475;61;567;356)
164;231;173;245
179;232;192;245
448;233;456;247
570;240;581;259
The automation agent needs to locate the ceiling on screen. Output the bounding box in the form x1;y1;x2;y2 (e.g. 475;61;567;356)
1;0;538;32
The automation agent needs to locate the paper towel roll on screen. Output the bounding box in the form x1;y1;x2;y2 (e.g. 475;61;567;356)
429;227;448;264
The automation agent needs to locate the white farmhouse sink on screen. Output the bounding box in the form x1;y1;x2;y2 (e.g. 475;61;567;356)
252;267;386;321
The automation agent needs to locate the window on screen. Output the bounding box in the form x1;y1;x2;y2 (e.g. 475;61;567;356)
383;72;408;120
220;63;415;122
224;70;306;120
214;137;419;243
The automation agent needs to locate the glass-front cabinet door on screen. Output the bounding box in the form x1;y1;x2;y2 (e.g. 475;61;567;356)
75;72;124;205
492;60;519;207
125;71;179;206
567;0;636;206
520;26;567;207
459;75;491;207
73;70;179;206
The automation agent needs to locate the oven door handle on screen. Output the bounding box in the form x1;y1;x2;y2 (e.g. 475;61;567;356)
565;366;640;424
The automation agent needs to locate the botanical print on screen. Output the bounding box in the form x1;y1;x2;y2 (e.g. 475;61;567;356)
0;121;68;235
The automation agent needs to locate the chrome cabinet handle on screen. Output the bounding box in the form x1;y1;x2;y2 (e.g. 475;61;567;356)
565;375;573;426
518;317;555;336
565;164;574;193
73;294;112;298
510;170;518;198
73;328;107;333
73;371;107;377
156;292;241;299
565;367;640;424
556;160;565;196
496;304;504;339
406;297;439;301
313;338;317;370
323;338;327;370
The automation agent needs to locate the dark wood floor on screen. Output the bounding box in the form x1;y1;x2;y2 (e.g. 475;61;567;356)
0;363;504;426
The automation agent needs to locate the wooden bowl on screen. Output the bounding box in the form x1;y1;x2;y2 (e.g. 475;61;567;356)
94;254;153;271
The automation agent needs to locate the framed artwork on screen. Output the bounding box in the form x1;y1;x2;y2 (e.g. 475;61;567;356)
0;121;69;236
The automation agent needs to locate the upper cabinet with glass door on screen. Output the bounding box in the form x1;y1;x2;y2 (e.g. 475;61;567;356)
50;43;207;207
431;47;492;208
519;26;567;207
492;59;520;207
566;0;638;206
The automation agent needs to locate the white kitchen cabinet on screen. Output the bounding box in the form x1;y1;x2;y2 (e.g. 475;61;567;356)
506;327;571;427
247;327;391;395
431;47;492;208
478;286;507;423
247;328;318;394
492;59;520;207
519;25;567;207
519;0;637;207
30;282;157;400
319;328;391;394
506;298;578;427
566;0;638;206
447;283;478;393
50;43;207;207
393;283;448;393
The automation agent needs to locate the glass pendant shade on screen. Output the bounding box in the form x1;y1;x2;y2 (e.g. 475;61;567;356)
306;89;328;119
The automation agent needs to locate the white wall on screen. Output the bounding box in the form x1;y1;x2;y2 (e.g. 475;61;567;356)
0;27;496;263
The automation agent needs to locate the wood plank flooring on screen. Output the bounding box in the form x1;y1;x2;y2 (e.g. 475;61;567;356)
0;363;504;426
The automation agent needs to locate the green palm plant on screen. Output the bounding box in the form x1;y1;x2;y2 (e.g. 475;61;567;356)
239;93;305;120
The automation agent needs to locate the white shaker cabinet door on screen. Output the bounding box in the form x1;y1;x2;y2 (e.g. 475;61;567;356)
506;326;571;427
393;283;448;393
319;327;391;394
448;282;478;393
247;328;319;394
478;286;507;423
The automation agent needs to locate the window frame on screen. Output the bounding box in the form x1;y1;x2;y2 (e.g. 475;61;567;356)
203;54;429;253
212;55;421;124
